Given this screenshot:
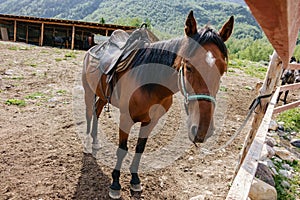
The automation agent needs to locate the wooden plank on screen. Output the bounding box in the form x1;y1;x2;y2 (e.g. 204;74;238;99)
288;63;300;70
274;100;300;114
279;82;300;92
245;0;300;68
226;87;280;200
0;27;9;41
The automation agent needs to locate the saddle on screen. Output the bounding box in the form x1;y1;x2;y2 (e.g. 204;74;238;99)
87;25;159;103
88;26;158;75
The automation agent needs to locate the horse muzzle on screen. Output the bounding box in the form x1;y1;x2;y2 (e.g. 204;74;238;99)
188;125;214;144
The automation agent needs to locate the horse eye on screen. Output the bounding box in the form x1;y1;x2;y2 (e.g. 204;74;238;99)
186;65;192;72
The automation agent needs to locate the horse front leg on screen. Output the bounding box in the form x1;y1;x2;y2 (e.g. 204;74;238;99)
129;121;157;192
109;114;133;199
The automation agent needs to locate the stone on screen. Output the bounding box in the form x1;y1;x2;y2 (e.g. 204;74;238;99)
268;120;278;131
281;180;290;188
281;163;292;171
248;177;277;200
278;169;293;179
290;139;300;148
190;195;205;200
265;137;277;147
273;147;296;162
260;144;275;160
255;163;275;187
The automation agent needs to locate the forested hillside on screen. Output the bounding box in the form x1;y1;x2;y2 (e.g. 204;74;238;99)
0;0;261;39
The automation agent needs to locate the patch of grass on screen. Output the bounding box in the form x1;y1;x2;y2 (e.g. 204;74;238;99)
219;86;228;92
8;46;30;51
25;92;45;100
5;99;26;107
229;59;267;79
276;108;300;132
273;159;300;200
11;76;24;80
64;52;76;58
8;46;18;50
55;58;63;62
56;90;67;95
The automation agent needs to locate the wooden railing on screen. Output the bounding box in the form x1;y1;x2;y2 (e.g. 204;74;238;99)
226;58;300;200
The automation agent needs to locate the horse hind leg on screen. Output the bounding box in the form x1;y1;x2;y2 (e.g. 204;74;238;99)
90;98;106;150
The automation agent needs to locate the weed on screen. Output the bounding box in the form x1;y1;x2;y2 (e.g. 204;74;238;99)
220;86;228;92
5;99;26;107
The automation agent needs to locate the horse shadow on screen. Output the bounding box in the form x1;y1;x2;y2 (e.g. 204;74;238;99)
73;152;113;199
73;151;143;200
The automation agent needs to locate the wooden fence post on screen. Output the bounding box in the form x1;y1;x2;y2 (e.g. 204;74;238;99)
235;50;282;173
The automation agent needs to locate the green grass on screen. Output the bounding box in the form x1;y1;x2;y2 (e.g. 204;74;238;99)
229;59;267;79
55;58;63;62
5;99;26;107
276;108;300;132
64;52;76;58
25;92;46;100
273;159;300;200
8;46;30;51
56;90;67;95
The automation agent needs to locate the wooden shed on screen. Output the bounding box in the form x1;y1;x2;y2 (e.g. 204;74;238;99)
0;14;136;50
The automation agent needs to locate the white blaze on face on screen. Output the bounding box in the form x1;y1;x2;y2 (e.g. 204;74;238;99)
206;51;216;67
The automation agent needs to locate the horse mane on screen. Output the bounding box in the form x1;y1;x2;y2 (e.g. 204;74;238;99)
129;26;228;69
184;26;228;62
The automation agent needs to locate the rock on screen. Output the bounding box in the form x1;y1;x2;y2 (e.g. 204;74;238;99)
273;147;296;162
190;195;205;200
278;169;293;179
281;163;292;171
4;69;14;76
268;120;278;131
290;139;300;148
281;180;290;188
260;144;275;160
248;177;277;200
277;125;284;131
265;137;277;147
255;163;275;187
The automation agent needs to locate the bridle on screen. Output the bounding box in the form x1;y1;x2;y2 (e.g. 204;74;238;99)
178;61;216;115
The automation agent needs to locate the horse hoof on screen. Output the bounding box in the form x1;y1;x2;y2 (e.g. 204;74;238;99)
130;183;142;192
92;142;101;150
109;188;121;199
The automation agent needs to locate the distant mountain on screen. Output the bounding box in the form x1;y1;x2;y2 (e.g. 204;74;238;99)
0;0;261;39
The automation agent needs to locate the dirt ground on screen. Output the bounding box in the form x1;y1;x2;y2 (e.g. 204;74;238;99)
0;41;297;200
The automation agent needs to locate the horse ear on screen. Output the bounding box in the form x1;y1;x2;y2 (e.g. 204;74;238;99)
185;10;197;37
218;16;234;42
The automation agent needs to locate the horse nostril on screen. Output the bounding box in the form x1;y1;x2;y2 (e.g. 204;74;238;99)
191;125;198;137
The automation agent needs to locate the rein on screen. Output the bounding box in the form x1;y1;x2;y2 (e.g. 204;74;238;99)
178;64;216;115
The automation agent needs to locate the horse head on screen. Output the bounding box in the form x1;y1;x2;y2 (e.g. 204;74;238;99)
177;11;234;144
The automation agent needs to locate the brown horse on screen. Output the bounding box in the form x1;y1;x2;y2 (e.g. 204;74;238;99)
82;11;234;199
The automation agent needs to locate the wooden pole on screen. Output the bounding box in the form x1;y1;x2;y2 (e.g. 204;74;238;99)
235;50;283;174
13;20;17;42
40;22;44;46
71;25;75;50
26;25;28;43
